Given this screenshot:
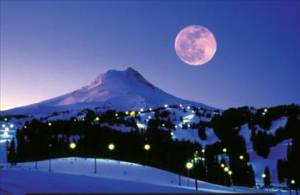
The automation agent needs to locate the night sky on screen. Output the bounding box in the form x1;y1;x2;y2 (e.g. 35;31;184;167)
1;0;300;110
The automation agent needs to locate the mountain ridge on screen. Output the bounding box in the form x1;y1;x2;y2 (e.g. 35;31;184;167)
1;67;213;115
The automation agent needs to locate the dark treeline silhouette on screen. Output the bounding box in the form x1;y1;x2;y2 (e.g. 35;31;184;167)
7;104;300;188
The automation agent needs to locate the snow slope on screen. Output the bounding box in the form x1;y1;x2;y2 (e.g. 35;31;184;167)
1;67;213;115
0;157;270;194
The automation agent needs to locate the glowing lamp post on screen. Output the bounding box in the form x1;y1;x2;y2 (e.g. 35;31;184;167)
222;148;227;153
185;161;193;186
261;173;266;179
130;111;136;118
144;144;151;165
108;143;115;151
239;155;244;160
224;167;229;172
290;179;296;192
144;144;151;151
48;122;52;126
228;170;233;186
69;142;77;150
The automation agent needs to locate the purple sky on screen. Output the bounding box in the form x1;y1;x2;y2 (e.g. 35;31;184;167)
1;0;300;110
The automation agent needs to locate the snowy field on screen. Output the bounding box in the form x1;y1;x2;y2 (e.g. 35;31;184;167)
0;157;280;194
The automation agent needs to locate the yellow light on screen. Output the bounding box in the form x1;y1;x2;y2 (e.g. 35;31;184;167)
48;122;52;126
144;144;151;151
222;148;227;153
262;173;267;178
95;116;100;121
220;163;225;168
125;111;129;115
228;170;233;175
186;162;193;170
224;167;229;172
130;111;136;117
291;180;296;184
264;108;268;113
239;155;244;160
69;142;76;149
108;143;115;151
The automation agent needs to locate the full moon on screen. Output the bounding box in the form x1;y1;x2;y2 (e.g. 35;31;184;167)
175;25;217;66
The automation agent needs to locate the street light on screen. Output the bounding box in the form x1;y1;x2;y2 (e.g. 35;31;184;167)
220;163;225;168
144;144;151;151
108;143;115;151
70;142;76;149
239;155;244;160
291;180;296;185
224;167;229;172
130;111;136;117
222;148;227;153
185;161;193;186
228;170;233;186
48;122;52;126
262;173;267;179
186;161;193;170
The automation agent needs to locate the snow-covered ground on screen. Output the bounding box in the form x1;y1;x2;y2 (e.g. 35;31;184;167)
0;157;274;194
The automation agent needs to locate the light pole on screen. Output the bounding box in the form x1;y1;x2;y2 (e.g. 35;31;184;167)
185;161;193;187
48;143;52;172
69;142;76;161
290;179;296;195
228;170;233;186
261;173;267;190
144;143;150;165
94;157;97;174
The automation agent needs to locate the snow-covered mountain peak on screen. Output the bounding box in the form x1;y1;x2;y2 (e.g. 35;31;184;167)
1;67;213;115
84;67;156;91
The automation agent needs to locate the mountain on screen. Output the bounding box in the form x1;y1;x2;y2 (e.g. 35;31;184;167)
1;67;213;115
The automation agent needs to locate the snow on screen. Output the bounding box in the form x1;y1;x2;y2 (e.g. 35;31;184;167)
268;117;288;135
239;123;252;151
249;139;291;185
0;157;268;194
100;123;135;132
239;122;291;185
